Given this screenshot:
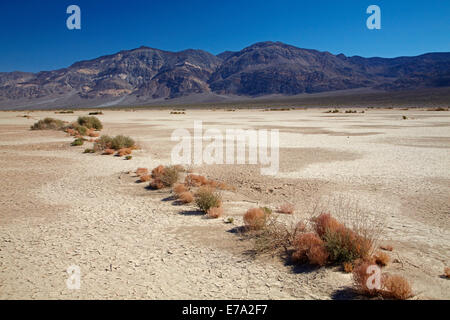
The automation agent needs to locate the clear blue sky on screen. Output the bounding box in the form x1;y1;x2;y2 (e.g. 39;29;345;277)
0;0;449;72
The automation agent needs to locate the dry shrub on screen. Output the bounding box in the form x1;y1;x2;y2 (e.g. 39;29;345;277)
179;191;194;204
173;164;185;172
353;263;413;299
380;244;394;251
243;208;267;230
207;207;223;219
312;213;343;238
66;128;77;136
185;174;208;187
149;179;165;190
343;262;354;273
373;251;390;267
139;175;151;182
173;183;187;196
102;148;115;155
151;165;165;179
444;267;450;278
31;118;65;130
381;274;413;300
292;233;328;266
77;116;103;130
278;203;295;214
159;166;179;187
195;187;222;212
352;261;380;296
135;168;149;177
116;148;132;157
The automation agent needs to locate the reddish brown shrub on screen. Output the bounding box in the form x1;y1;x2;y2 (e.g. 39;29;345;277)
278;203;295;214
136;168;149;177
103;148;115;155
381;274;413;300
173;183;187;195
151;165;165;179
179;191;194;204
292;233;328;266
207;207;223;219
343;262;354;273
139;175;151;182
444;267;450;278
117;148;132;157
374;251;390;267
312;213;344;237
352;262;380;296
185;174;208;187
243;208;267;230
149;179;165;190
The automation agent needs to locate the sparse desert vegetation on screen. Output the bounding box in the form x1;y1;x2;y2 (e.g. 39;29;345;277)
2;108;448;300
30;117;65;130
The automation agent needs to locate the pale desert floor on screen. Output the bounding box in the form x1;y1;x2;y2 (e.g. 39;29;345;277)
0;108;449;299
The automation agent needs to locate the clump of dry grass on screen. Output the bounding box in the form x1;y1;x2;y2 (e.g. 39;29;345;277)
179;191;194;204
207;207;224;219
185;174;208;187
444;267;450;278
243;208;268;230
31;118;65;130
139;175;151;182
148;165;180;189
116;148;132;157
135;168;149;177
373;251;390;267
277;203;295;214
381;274;413;300
195;187;222;212
173;183;188;196
292;232;329;266
102;148;115;155
353;262;413;299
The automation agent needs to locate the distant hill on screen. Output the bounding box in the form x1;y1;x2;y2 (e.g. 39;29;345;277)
1;41;449;109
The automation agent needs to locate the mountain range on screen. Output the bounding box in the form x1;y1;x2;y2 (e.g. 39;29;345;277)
1;41;449;109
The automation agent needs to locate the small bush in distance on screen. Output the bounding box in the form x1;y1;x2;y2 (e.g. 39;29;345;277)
135;168;149;177
102;148;115;155
31;118;65;130
111;135;135;150
159;166;179;187
173;183;188;196
71;138;84;146
195;187;222;212
207;207;223;219
179;191;194;204
243;208;267;230
83;148;95;153
77;116;103;130
444;267;450;279
139;175;151;182
125;155;132;160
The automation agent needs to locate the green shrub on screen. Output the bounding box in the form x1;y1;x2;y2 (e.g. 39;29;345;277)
110;135;135;150
159;166;179;187
77;116;103;130
195;187;222;212
71;138;84;146
94;135;113;151
83;148;95;153
125;155;132;160
31;118;65;130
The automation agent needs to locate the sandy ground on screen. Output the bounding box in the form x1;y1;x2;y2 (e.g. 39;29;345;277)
0;108;449;299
